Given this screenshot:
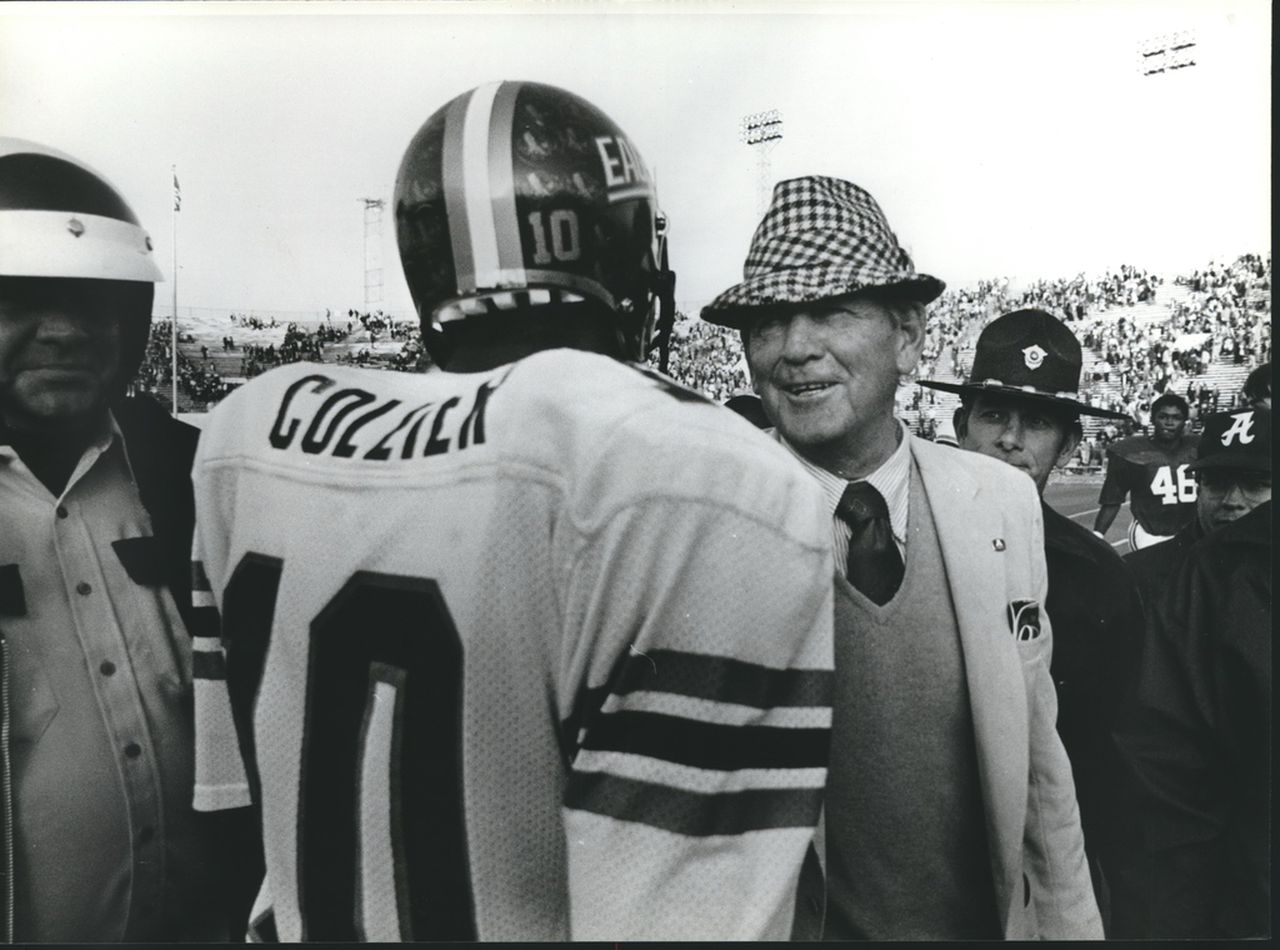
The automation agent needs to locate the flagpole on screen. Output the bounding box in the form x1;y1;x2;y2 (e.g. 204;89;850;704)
171;165;179;415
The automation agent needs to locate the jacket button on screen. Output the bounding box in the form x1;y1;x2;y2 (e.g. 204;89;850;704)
100;661;116;676
76;581;92;596
56;506;69;519
124;742;142;759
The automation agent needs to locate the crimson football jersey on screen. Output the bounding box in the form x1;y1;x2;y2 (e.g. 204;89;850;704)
1099;434;1201;536
190;351;834;942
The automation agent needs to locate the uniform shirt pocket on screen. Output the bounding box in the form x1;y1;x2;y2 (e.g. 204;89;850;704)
111;536;166;586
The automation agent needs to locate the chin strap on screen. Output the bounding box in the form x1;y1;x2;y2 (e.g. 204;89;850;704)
647;218;677;374
648;267;677;375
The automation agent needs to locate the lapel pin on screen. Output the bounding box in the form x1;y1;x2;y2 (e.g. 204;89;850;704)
992;538;1006;551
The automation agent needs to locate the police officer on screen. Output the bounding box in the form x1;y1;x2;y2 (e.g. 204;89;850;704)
920;308;1145;935
0;137;257;941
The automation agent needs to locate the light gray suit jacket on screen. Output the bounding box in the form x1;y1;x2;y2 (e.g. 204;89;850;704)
801;436;1103;940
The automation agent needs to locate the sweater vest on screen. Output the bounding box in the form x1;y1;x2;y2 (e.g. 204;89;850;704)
822;462;1000;939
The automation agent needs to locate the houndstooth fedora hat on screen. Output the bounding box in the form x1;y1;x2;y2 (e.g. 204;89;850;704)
701;176;944;329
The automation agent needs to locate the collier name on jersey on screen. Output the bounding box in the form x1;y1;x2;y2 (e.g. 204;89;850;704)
266;369;508;461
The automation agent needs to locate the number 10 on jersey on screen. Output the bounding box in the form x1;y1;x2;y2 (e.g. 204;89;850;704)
222;555;477;941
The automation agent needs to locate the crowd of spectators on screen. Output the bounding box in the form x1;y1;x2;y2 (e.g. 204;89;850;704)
661;315;751;402
1168;253;1270;365
1014;265;1161;323
127;256;1269;424
237;322;346;376
1077;254;1270;421
917;280;1012;381
347;309;416;343
228;312;278;330
129;323;231;408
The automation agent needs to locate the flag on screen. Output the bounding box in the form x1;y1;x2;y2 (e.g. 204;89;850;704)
173;171;181;212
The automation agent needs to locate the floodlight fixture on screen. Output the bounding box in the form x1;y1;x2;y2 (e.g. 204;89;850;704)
1138;29;1197;76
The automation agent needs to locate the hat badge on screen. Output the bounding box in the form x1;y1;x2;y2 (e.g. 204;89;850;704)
1022;344;1047;370
67;218;85;238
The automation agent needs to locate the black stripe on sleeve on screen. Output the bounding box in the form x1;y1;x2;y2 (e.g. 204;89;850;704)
191;559;212;592
582;710;829;772
612;649;831;709
188;604;221;641
564;771;824;837
560;648;832;768
193;648;226;681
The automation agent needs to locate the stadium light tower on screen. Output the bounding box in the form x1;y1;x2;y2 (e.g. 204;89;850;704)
740;109;784;215
1137;29;1197;77
361;197;385;311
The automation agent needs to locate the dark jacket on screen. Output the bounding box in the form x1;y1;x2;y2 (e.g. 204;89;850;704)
112;395;202;630
1040;502;1146;935
1114;502;1271;938
1123;519;1201;613
0;396;259;941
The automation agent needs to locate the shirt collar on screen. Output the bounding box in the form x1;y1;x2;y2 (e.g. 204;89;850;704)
0;410;127;495
773;420;912;544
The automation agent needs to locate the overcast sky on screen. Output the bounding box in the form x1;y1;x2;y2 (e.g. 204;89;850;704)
0;0;1269;319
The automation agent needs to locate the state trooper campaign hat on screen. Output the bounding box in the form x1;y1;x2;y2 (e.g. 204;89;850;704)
918;307;1131;420
1188;407;1271;473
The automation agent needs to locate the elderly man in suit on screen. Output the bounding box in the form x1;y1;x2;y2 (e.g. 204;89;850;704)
701;176;1101;940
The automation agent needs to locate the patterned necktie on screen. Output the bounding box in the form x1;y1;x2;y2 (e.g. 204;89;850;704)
835;481;904;605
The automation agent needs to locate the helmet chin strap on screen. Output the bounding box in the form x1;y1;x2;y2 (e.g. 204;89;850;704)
648;267;677;375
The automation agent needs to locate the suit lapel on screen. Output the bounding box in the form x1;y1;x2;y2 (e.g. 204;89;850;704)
910;438;1028;935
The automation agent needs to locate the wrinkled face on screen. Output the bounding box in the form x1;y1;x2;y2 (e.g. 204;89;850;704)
958;394;1079;495
1195;468;1271;533
1151;404;1187;443
0;278;124;431
743;294;923;464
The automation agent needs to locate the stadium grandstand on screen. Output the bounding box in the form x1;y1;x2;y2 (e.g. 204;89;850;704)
132;253;1270;473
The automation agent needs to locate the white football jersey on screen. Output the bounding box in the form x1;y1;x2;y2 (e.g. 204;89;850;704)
189;349;834;942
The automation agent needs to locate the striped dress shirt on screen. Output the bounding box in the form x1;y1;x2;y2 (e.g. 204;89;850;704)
773;422;912;576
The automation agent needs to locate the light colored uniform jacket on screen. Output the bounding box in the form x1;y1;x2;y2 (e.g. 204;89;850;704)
805;436;1103;940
